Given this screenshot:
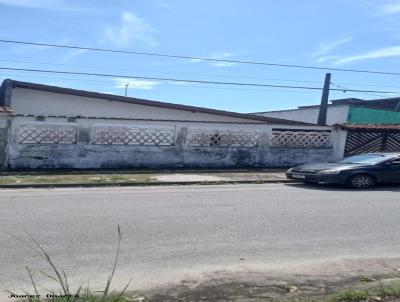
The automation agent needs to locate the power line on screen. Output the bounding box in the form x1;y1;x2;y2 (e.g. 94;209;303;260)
4;58;400;90
2;39;400;76
0;58;322;83
1;66;400;94
330;82;389;98
0;71;324;94
0;71;375;96
334;81;400;90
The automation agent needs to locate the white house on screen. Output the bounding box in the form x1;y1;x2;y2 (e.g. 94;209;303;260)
252;97;400;125
253;104;350;125
0;79;345;169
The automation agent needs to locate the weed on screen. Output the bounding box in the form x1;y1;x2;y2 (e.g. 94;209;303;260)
8;225;131;302
331;289;370;302
376;282;400;298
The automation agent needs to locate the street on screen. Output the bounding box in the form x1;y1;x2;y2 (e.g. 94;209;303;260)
1;183;400;296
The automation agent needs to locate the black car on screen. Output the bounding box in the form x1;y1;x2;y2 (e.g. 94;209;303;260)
286;153;400;189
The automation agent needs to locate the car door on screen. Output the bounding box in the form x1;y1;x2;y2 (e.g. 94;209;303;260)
382;157;400;182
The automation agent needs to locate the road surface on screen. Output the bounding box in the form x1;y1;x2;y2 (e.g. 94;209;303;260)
1;183;400;296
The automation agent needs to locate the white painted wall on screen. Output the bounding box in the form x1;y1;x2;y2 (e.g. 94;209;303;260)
6;115;344;169
0;115;9;127
11;88;261;123
254;105;350;125
0;113;11;169
331;128;347;159
4;88;349;169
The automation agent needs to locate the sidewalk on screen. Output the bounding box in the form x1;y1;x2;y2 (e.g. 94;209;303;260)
0;169;291;188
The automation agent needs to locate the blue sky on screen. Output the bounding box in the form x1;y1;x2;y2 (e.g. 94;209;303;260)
1;0;400;113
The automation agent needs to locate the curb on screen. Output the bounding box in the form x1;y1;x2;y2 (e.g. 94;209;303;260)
0;179;296;189
0;169;288;176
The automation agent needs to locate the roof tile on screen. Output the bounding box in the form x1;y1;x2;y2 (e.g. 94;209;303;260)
338;123;400;130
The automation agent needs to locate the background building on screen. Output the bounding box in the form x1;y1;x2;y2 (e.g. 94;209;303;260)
253;97;400;125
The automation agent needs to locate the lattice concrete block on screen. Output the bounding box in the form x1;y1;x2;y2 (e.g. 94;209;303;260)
189;129;258;147
18;124;77;144
270;131;331;148
91;125;175;146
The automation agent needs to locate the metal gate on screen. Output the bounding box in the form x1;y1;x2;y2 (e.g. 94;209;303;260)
344;130;400;156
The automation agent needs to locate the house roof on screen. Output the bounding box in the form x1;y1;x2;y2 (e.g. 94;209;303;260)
331;97;400;110
337;123;400;131
251;103;346;114
0;79;312;125
253;101;400;114
296;104;346;109
252;96;400;114
298;103;400;112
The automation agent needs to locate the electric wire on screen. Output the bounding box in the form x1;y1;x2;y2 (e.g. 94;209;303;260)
2;39;400;76
1;66;400;94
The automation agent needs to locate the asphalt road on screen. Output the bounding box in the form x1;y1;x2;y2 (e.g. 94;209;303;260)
1;183;400;296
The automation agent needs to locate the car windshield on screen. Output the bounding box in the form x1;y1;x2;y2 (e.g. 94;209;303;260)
339;154;396;164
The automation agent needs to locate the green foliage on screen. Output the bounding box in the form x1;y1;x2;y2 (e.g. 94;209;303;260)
331;289;370;302
376;283;400;298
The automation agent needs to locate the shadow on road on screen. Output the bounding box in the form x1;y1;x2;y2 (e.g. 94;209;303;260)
284;182;400;192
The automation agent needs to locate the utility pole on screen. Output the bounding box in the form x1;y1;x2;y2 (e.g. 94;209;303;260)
317;73;331;126
124;82;129;97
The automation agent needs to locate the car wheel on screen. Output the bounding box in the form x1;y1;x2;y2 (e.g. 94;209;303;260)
347;174;376;189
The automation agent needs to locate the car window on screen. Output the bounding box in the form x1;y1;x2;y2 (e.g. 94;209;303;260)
339;154;397;164
389;157;400;165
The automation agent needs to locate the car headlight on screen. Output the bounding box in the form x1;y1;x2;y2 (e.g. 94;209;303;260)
287;168;294;172
317;169;340;174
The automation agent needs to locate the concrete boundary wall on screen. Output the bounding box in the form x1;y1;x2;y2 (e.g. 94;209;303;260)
0;114;11;170
6;116;345;169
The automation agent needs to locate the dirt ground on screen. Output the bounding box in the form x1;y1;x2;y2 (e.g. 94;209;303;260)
127;258;400;302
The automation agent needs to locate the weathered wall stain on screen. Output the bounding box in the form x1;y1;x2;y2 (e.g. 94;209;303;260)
0;118;10;169
5;116;342;169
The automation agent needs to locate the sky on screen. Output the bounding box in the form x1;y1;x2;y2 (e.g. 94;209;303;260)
1;0;400;113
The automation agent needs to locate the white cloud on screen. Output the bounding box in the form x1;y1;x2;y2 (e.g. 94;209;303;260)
190;52;239;68
315;55;341;63
0;0;58;7
333;45;400;65
189;58;202;63
114;78;159;90
166;80;190;86
211;61;237;67
0;0;83;11
60;49;87;63
312;37;352;57
379;1;400;15
104;12;156;47
359;0;400;15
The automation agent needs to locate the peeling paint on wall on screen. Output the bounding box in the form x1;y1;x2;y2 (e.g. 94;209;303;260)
5;116;341;169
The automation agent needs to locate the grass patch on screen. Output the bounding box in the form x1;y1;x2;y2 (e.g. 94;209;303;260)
376;282;400;298
331;283;400;302
331;289;370;302
8;226;133;302
0;174;153;185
